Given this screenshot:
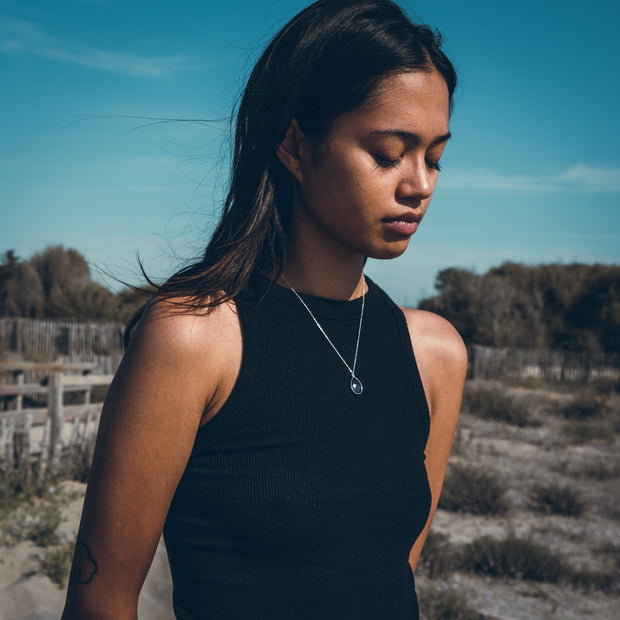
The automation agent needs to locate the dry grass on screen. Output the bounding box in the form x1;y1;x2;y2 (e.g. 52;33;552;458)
439;463;509;516
462;383;530;426
424;378;620;618
529;482;585;517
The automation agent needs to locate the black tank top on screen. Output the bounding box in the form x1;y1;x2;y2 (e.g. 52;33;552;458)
163;276;431;619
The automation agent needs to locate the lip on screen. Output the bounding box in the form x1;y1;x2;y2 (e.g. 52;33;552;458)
382;211;421;236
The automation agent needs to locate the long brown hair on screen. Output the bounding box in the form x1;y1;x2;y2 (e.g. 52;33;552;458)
126;0;457;344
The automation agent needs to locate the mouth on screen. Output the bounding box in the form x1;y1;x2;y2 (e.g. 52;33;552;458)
382;211;421;236
382;211;420;224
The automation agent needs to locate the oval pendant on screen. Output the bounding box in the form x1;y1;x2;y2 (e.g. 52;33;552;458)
350;376;363;395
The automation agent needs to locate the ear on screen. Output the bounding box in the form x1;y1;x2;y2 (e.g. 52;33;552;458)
276;119;305;183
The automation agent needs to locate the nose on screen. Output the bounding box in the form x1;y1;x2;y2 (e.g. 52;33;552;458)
396;160;434;202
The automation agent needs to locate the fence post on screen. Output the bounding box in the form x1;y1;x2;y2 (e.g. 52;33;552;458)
13;412;32;484
15;372;23;411
47;372;64;469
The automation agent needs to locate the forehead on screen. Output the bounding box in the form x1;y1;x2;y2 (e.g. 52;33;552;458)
330;70;450;139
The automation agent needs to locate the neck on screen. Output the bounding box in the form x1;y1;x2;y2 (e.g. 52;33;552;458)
282;205;367;300
280;254;366;301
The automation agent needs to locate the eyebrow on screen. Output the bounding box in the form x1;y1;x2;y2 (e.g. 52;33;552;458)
370;129;452;147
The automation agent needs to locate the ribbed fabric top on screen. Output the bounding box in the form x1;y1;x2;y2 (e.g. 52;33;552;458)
163;276;431;619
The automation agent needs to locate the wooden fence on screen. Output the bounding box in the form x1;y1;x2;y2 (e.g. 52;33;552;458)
469;345;620;383
0;317;124;358
0;362;115;477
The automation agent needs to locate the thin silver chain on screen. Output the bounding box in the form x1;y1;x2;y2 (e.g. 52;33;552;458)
281;276;366;380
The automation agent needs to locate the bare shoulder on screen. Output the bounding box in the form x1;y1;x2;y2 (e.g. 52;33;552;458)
398;307;467;368
398;307;467;414
132;296;239;355
119;296;242;421
127;297;240;369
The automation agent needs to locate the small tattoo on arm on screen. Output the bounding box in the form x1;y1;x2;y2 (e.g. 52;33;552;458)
70;541;98;584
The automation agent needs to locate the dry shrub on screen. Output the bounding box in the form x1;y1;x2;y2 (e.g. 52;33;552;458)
561;390;607;420
462;384;530;426
570;568;617;593
562;420;613;444
461;534;568;582
439;463;509;516
529;482;585;517
461;534;618;592
571;461;620;481
418;531;459;578
57;437;95;484
40;541;74;588
418;583;484;620
588;377;620;396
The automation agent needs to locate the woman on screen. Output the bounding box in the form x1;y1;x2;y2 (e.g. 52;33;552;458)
62;1;466;618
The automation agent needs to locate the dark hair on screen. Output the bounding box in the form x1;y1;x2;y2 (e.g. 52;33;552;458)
127;0;456;341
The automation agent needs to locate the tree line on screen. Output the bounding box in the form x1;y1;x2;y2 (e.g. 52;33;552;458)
2;248;619;352
0;246;146;323
419;262;620;353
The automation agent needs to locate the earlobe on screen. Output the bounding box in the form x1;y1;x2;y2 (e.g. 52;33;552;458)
276;119;304;183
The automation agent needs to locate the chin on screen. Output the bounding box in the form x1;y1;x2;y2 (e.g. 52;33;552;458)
367;242;410;261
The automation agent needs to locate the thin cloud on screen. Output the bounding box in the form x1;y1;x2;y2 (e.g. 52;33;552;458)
0;15;194;77
441;164;620;194
558;164;620;192
440;168;557;192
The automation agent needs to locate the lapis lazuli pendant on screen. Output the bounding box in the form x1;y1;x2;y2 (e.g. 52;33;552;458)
350;376;363;395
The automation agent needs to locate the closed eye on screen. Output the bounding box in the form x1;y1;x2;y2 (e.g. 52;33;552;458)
373;154;403;169
427;160;442;172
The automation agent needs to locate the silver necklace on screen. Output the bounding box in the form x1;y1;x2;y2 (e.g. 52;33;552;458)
281;276;366;395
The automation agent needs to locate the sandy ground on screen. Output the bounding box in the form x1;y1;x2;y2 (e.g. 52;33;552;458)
0;484;174;620
1;381;619;619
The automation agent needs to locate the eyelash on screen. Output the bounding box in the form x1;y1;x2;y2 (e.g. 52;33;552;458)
374;154;403;169
373;154;442;172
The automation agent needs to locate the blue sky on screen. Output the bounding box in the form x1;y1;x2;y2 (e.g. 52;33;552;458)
1;0;619;305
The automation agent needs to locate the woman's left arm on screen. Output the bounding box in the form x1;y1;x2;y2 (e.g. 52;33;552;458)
399;307;468;572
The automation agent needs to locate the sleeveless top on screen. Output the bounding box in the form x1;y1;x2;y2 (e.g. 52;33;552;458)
163;276;432;619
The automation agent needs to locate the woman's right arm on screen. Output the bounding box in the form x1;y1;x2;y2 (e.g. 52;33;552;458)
61;300;241;619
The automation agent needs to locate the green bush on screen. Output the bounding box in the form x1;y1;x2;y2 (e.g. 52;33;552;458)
529;482;585;517
461;534;568;582
462;385;530;426
418;583;484;620
439;463;509;516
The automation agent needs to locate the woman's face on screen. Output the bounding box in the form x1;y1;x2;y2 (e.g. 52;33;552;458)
290;69;451;263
